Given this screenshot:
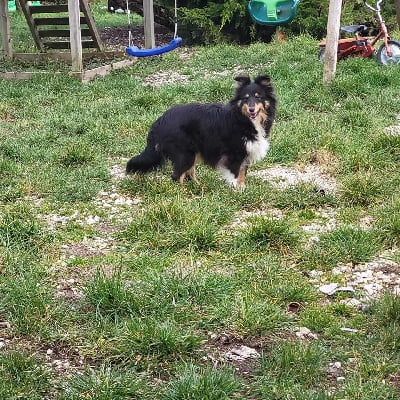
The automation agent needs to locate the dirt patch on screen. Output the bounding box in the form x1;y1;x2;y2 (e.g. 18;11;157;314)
201;332;281;378
389;371;400;395
100;24;175;52
251;165;338;194
383;114;400;137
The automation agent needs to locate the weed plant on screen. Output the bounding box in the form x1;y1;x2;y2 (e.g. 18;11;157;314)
0;2;400;398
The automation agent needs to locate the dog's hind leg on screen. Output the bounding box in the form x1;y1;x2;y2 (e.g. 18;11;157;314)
184;154;202;184
171;152;197;186
186;166;200;184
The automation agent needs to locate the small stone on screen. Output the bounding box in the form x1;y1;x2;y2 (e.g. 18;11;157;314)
364;283;383;296
86;215;100;225
319;283;339;295
327;361;343;375
295;326;319;340
333;361;342;369
225;345;260;361
360;270;373;279
335;286;355;293
332;267;343;275
341;298;362;308
340;327;359;333
309;270;324;278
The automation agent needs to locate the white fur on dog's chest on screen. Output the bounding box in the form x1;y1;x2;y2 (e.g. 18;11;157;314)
245;120;270;164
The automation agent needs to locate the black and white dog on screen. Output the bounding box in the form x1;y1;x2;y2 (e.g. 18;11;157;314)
126;75;276;188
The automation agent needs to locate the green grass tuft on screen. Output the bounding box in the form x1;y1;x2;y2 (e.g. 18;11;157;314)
161;364;242;400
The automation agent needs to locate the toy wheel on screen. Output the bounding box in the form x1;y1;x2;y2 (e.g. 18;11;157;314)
318;47;325;62
376;40;400;65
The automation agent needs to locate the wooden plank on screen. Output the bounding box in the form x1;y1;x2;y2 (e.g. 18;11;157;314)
0;0;13;59
0;71;62;79
143;0;155;49
43;40;95;49
68;0;82;72
80;59;136;83
34;16;87;26
39;29;91;38
79;0;103;51
0;59;136;82
19;0;45;51
1;71;39;79
14;52;73;62
323;0;342;84
29;4;69;13
12;50;126;62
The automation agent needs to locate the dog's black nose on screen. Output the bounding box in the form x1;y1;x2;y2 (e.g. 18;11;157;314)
248;107;255;113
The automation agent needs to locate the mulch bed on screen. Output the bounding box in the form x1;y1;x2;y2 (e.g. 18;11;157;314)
100;23;175;51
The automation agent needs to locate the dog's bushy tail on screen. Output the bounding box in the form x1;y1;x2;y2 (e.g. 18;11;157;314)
126;135;163;174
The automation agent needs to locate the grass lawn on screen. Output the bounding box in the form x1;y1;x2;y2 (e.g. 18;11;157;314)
1;2;400;399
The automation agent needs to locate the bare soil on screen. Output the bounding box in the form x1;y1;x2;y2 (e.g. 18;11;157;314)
100;24;174;51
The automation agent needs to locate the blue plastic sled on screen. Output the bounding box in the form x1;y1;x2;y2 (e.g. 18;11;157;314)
126;37;182;57
248;0;301;26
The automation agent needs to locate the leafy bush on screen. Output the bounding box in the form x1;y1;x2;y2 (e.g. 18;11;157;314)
146;0;399;43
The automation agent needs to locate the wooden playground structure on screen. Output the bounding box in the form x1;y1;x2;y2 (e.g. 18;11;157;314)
0;0;144;82
1;0;346;83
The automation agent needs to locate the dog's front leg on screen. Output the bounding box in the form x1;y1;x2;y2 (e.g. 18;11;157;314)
236;163;248;190
217;161;247;190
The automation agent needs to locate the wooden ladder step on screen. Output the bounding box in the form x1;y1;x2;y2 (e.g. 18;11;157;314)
43;40;97;49
18;0;103;52
38;29;92;38
29;4;70;13
34;17;88;26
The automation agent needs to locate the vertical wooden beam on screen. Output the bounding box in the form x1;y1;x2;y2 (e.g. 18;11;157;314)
323;0;342;84
143;0;155;49
68;0;83;74
0;0;13;59
395;0;400;27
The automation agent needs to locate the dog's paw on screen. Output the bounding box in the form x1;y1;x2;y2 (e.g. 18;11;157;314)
236;183;246;192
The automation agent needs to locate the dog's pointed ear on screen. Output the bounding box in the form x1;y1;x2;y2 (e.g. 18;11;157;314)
234;75;251;88
255;75;272;89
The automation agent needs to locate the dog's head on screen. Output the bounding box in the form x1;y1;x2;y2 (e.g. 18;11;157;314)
231;75;275;125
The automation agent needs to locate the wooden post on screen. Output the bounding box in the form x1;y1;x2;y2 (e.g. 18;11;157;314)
68;0;83;74
143;0;155;49
0;0;13;59
323;0;342;84
395;0;400;27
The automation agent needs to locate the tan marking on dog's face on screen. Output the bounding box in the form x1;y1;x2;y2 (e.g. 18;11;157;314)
241;100;267;122
258;107;268;125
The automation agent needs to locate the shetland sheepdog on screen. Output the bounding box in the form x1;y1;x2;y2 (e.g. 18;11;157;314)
126;74;276;188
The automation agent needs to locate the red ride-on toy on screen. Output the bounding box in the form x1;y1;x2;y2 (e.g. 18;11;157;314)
318;0;400;65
